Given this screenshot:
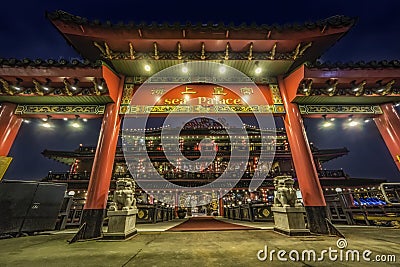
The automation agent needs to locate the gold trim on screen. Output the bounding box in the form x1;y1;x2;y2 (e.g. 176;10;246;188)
15;105;105;115
298;104;383;115
120;104;285;114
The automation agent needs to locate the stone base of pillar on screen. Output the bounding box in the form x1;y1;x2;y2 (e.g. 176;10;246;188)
305;206;329;234
271;206;310;236
103;208;138;240
80;209;106;239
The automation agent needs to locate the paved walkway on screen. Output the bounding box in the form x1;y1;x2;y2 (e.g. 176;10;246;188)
0;219;399;267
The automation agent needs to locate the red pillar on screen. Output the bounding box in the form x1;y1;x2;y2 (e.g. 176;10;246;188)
278;74;328;234
374;103;400;171
219;191;224;217
80;67;124;239
0;103;22;156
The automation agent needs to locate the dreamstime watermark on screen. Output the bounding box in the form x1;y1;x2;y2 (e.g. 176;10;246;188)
121;61;276;207
257;238;397;263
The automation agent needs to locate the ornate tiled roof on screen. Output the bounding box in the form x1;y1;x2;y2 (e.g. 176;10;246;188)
306;60;400;69
47;10;356;32
0;58;101;68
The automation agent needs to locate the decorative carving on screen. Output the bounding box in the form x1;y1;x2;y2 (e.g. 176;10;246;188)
224;42;230;60
122;84;135;105
93;48;309;61
129;42;135;59
351;80;367;97
248;42;253;60
125;75;277;84
273;176;301;207
201;42;206;60
270;84;283;104
299;42;312;56
153;42;159;60
91;79;101;96
0;78;13;95
93;42;106;55
109;178;136;211
292;43;301;60
120;104;284;114
299;78;399;97
14;105;105;115
379;80;395;96
298;104;383;115
292;42;312;60
62;78;73;96
326;79;339;96
94;41;119;59
270;43;277;60
32;79;44;96
177;42;183;60
104;42;113;59
299;79;313;96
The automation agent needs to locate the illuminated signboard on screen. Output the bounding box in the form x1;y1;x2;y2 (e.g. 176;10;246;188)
120;83;285;114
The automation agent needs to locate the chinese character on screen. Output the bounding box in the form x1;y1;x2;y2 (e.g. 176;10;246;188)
151;88;165;95
181;86;197;94
213;87;227;95
240;87;254;95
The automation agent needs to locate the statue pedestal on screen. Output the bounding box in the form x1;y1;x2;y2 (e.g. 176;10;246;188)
103;208;138;240
271;206;310;236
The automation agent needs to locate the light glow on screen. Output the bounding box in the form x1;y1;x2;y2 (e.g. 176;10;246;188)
144;64;151;72
41;122;51;128
348;121;359;127
255;67;262;74
322;121;333;128
71;122;81;128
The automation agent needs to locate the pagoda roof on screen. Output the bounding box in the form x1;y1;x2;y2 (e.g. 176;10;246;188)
282;61;400;108
319;177;386;187
0;58;115;107
312;147;349;162
0;58;101;68
47;11;356;77
47;10;355;33
42;145;349;165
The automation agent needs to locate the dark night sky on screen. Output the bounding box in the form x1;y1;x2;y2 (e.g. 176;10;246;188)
1;1;400;182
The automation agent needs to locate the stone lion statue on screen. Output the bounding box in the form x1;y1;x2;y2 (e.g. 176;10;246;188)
109;178;136;211
273;176;301;207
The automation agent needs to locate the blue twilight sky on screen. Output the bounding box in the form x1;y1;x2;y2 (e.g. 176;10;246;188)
1;0;400;181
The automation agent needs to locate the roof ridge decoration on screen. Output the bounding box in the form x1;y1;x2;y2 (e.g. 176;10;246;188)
46;10;356;31
306;60;400;69
0;58;102;68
